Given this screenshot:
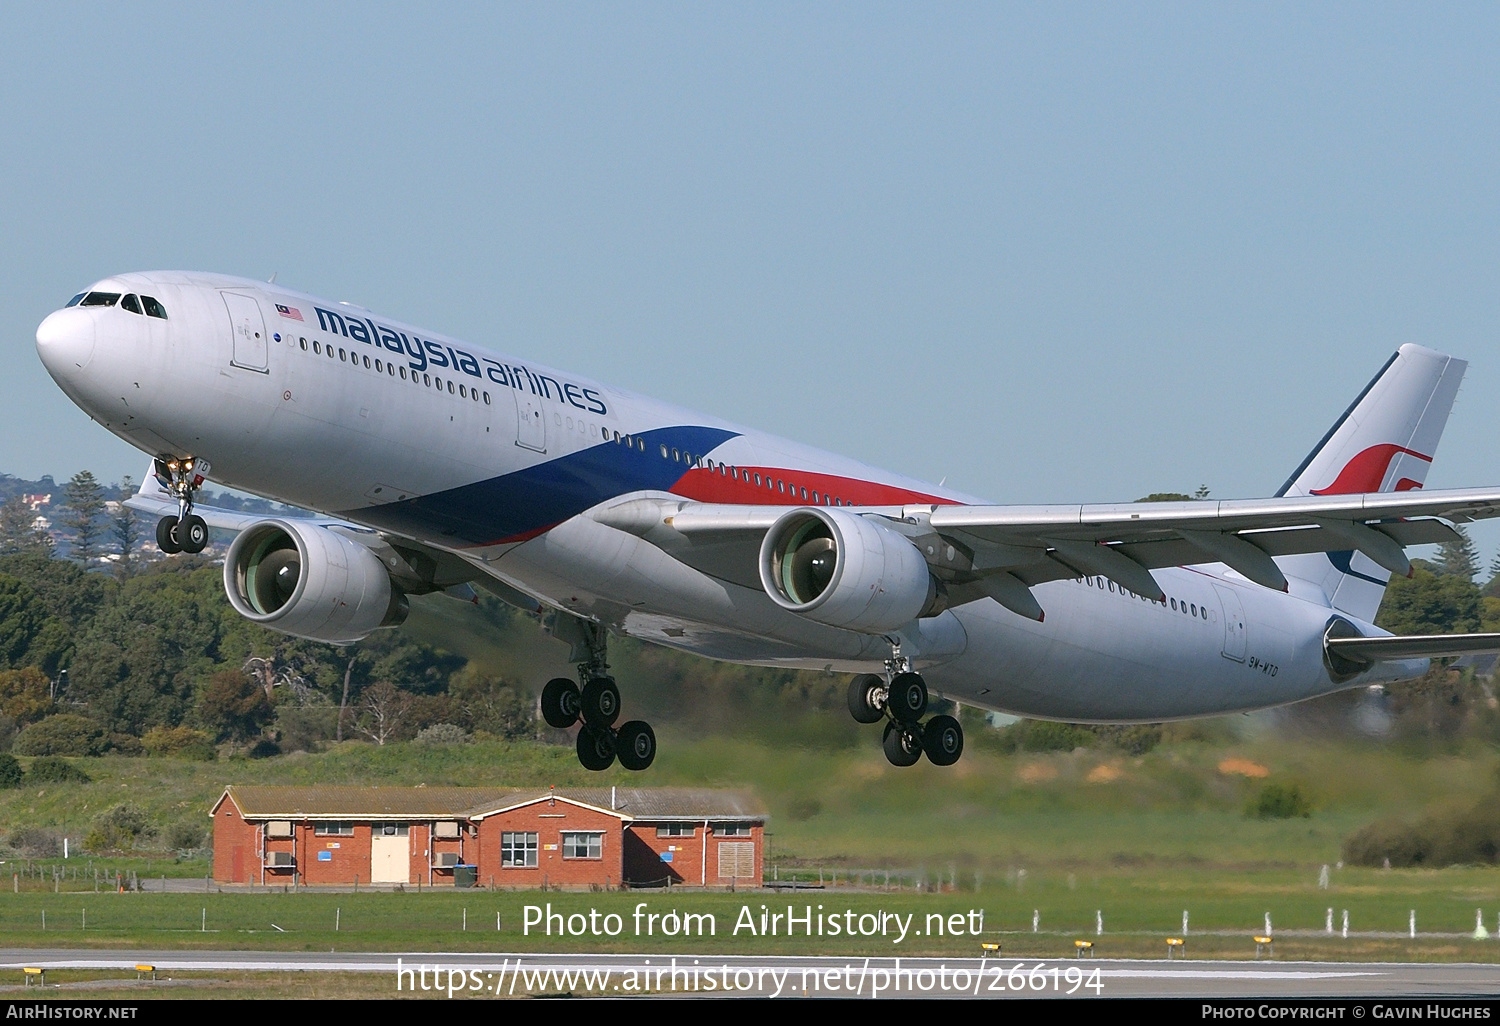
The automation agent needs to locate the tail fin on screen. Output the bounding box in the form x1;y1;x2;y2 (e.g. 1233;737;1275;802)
1276;343;1467;621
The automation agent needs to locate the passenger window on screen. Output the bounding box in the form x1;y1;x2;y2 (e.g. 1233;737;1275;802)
1170;598;1176;610
672;448;680;462
375;359;382;372
423;374;431;386
141;296;167;318
471;388;478;402
661;445;670;459
448;381;455;394
363;355;371;369
313;341;321;355
483;391;491;404
637;438;645;452
460;384;467;399
1191;604;1197;617
120;294;142;314
339;348;346;361
79;292;121;307
300;339;308;351
326;346;334;358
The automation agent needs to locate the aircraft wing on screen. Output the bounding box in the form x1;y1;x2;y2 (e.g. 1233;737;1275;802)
123;469;528;606
592;486;1500;618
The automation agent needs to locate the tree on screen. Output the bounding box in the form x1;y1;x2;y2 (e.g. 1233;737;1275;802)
1376;565;1484;636
449;672;535;740
0;497;51;556
110;477;140;578
1437;525;1480;582
0;666;53;725
355;681;412;745
0;575;49;670
59;471;106;564
198;669;273;742
243;654;310;702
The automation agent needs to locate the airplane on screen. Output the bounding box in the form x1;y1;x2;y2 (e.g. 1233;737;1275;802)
34;271;1500;772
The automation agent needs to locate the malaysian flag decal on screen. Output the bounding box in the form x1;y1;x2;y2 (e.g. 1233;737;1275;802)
275;304;304;321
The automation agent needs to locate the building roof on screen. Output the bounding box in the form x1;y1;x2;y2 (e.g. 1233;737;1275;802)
214;785;766;822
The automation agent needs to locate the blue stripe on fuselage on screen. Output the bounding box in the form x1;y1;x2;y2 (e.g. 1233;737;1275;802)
342;425;739;546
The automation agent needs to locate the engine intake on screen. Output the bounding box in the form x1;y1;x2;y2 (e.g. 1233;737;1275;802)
223;519;408;644
759;507;938;633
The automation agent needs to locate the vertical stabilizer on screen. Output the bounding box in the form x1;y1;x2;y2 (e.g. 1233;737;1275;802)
1276;344;1466;622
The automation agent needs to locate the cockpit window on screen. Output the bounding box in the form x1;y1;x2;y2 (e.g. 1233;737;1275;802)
65;293;85;307
120;294;142;314
141;295;167;319
78;292;121;307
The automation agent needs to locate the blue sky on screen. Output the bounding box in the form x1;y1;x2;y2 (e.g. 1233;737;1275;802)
4;4;1499;561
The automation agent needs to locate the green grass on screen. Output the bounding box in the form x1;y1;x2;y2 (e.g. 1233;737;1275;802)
1;875;1499;960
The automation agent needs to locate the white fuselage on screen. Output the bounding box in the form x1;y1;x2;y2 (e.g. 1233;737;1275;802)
35;271;1421;722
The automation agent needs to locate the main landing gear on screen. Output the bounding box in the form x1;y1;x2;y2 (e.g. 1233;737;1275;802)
540;623;656;772
152;455;211;555
847;657;964;768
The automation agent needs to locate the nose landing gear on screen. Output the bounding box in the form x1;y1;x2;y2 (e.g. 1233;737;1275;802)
539;620;656;772
152;455;211;555
849;652;965;768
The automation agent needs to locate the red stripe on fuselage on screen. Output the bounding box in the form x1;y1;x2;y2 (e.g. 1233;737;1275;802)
669;466;953;507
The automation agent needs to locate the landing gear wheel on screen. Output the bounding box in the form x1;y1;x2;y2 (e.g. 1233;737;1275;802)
541;677;583;729
178;514;208;554
888;672;929;723
616;720;657;771
581;675;621;727
847;674;886;724
922;714;964;766
882;721;924;767
155;516;182;555
576;723;617;771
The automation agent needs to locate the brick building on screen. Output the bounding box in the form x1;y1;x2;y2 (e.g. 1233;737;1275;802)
210;785;765;889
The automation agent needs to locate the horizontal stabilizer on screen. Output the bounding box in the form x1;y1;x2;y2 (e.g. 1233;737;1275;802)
1325;632;1500;663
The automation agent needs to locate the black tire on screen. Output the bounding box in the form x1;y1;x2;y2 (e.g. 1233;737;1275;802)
576;723;617;771
923;714;964;766
156;516;182;555
541;677;582;729
616;720;656;771
888;672;928;722
882;721;923;767
581;675;621;727
179;514;209;554
846;674;886;724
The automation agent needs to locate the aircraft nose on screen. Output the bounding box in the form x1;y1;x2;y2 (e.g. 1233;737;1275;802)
35;308;96;377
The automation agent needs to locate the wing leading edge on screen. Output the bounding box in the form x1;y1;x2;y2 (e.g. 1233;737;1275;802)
593;486;1500;623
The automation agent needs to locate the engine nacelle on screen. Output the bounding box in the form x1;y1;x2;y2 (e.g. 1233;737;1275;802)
223;519;408;645
758;507;938;633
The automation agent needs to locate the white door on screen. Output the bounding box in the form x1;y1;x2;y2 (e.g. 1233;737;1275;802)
1213;584;1247;663
370;826;408;884
516;394;546;452
222;292;268;372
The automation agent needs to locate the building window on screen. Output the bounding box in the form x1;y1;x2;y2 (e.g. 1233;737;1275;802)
502;832;539;868
561;832;603;860
314;822;354;836
713;823;751;837
656;823;696;838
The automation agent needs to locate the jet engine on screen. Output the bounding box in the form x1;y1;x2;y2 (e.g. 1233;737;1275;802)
758;507;940;633
223;519;408;644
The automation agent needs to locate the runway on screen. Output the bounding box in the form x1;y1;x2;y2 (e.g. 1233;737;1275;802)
3;949;1498;998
